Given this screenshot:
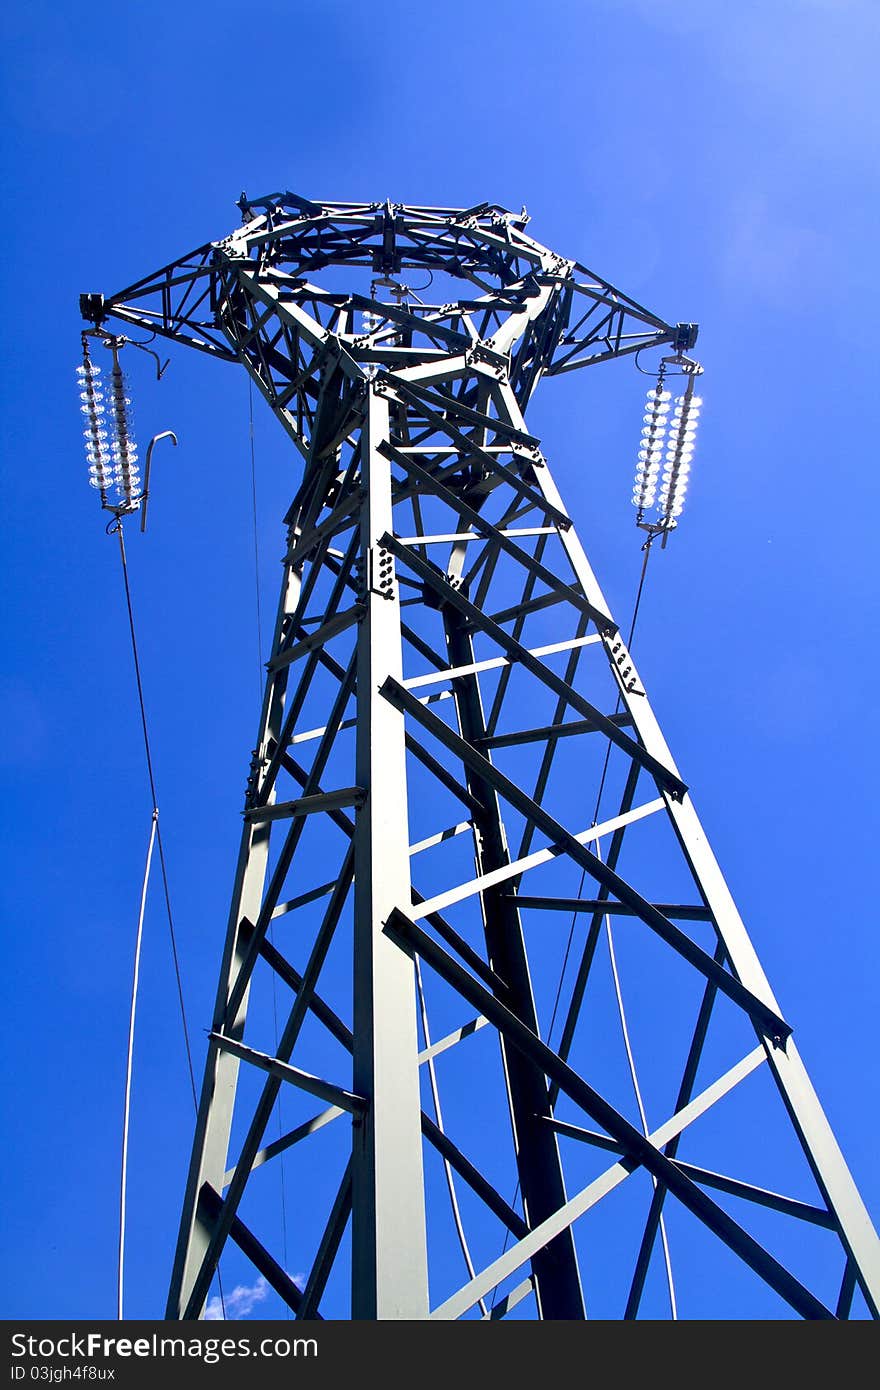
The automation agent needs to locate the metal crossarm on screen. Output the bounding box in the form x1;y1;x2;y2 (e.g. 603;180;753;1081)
82;194;880;1321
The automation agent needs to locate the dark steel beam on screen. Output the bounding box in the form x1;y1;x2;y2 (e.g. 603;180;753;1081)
382;674;790;1042
439;604;585;1319
384;910;833;1321
198;1184;316;1317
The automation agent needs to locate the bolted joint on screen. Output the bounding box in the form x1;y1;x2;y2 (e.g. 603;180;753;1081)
606;633;641;692
421;572;469;612
243;747;269;807
322;475;346;509
363;545;396;601
465;344;510;380
510;444;547;483
354;551;366;599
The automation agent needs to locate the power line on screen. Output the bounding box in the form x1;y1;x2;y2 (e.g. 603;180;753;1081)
491;532;664;1316
118;808;157;1321
113;520;198;1108
111;518;228;1317
543;530;677;1318
546;531;657;1047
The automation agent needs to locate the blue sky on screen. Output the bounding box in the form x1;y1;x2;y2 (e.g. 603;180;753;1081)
1;0;878;1320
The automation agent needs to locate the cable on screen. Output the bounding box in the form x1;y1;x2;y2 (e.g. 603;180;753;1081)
597;837;677;1318
118;809;157;1320
489;531;661;1316
546;531;656;1048
634;347;700;379
546;529;677;1317
111;518;224;1315
415;958;488;1316
114;521;198;1109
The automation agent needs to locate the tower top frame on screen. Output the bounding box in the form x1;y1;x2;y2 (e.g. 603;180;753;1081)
80;190;697;401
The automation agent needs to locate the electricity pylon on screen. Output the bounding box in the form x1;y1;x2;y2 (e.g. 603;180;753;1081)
81;194;880;1320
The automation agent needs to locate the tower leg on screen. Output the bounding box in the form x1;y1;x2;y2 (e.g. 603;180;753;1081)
166;559;300;1319
351;385;429;1318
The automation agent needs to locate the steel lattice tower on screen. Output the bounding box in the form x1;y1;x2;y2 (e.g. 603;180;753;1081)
81;194;880;1320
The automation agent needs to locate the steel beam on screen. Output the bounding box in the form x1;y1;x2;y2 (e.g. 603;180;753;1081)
350;384;429;1318
439;604;585;1319
165;552;299;1320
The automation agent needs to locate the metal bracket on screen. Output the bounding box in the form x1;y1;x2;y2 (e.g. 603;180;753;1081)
606;634;644;697
464;344;509;377
366;545;396;601
674;322;699;353
79;292;106;324
244;747;270;808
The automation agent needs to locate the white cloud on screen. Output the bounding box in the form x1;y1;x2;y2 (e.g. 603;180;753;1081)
204;1276;269;1320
